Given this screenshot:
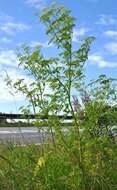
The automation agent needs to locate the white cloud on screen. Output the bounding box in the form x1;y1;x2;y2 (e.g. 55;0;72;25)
0;14;30;35
0;48;48;103
0;67;50;103
0;48;50;105
0;50;19;67
26;0;45;9
105;42;117;54
104;30;117;38
0;21;30;35
88;54;117;68
0;66;34;103
0;70;24;102
0;37;12;43
97;15;117;25
30;40;53;48
72;28;88;42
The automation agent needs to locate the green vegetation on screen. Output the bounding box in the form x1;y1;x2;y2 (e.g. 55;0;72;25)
0;136;117;190
1;3;117;190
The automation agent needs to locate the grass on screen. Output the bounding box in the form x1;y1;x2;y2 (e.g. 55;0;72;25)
0;131;117;190
0;144;41;190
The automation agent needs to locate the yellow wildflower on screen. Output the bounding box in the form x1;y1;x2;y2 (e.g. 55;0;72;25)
34;156;45;175
37;156;45;168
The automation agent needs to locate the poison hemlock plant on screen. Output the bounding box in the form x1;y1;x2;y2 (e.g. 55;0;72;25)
4;3;117;190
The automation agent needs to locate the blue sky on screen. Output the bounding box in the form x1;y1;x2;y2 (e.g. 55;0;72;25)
0;0;117;113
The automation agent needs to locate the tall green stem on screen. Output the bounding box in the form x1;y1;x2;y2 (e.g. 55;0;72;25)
67;39;86;189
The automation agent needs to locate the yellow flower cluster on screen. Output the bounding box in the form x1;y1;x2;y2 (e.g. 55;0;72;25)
34;156;45;175
37;157;45;168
